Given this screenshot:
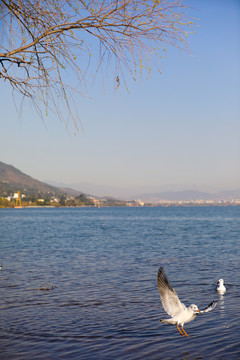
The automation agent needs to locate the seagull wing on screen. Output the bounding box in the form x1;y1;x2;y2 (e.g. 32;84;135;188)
200;301;217;313
157;267;186;317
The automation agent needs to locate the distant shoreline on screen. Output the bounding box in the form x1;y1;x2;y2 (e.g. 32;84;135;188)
1;203;240;209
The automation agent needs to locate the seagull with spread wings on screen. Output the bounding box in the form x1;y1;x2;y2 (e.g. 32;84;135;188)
157;267;217;337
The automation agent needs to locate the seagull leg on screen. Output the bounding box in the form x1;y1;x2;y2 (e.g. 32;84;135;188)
181;326;189;337
177;324;184;336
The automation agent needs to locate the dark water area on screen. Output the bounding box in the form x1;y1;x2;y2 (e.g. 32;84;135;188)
0;206;240;359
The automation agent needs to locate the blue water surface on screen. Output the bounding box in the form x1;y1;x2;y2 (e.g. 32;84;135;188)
0;206;240;359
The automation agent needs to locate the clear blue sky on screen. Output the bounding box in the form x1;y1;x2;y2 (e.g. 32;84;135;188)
1;0;240;197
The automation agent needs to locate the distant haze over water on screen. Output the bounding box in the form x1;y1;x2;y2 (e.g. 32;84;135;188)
48;180;240;201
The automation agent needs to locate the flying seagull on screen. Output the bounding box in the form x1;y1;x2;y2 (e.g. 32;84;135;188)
157;267;217;337
216;279;226;293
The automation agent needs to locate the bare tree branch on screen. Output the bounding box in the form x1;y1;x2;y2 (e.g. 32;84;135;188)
0;0;195;130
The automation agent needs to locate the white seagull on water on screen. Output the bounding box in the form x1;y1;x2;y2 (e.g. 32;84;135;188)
216;279;226;293
157;267;217;337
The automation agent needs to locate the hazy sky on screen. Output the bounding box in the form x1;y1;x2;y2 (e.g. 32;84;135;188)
1;0;240;197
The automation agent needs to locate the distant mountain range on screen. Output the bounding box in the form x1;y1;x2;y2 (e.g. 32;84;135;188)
133;189;240;202
48;180;240;202
0;160;239;201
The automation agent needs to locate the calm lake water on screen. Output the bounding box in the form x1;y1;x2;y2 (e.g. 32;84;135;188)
0;206;240;359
